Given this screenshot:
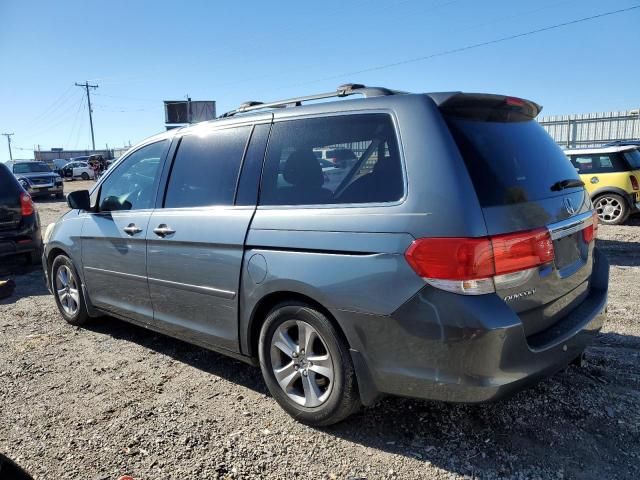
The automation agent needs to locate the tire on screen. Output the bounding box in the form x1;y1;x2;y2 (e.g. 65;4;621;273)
258;302;360;426
81;172;90;180
56;192;64;199
51;254;89;326
593;193;629;225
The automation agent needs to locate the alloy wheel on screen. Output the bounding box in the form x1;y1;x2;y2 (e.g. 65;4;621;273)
595;196;623;223
55;265;80;316
270;320;334;407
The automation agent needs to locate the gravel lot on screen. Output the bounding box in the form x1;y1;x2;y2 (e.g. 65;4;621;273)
1;181;638;479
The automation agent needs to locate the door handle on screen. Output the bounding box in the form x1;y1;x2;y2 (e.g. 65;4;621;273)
123;223;142;236
153;224;176;237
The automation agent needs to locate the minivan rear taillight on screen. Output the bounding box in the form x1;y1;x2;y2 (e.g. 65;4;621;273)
20;192;34;216
405;228;555;295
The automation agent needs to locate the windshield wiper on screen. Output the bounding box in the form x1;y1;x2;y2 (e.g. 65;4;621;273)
550;178;585;191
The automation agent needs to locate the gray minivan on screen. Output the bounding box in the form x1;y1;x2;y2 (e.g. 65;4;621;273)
43;84;608;425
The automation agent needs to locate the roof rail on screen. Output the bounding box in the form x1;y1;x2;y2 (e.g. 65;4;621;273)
220;83;397;118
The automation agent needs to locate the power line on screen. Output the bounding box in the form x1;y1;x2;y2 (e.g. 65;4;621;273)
65;93;88;148
73;101;87;150
20;85;75;132
75;81;99;150
285;4;640;89
20;92;86;142
2;133;14;161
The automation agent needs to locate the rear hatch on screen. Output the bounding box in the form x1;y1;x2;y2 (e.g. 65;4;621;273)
0;164;22;231
440;94;596;343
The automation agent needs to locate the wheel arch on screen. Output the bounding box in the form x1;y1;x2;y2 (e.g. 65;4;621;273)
590;186;633;207
246;290;350;359
46;246;69;275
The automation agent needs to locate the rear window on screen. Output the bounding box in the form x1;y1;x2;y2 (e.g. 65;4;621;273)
624;149;640;169
446;117;581;206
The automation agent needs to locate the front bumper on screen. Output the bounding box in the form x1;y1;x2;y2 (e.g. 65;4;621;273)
338;248;609;405
42;250;51;292
27;184;63;197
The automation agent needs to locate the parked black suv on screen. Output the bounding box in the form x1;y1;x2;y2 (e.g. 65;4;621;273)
0;163;42;264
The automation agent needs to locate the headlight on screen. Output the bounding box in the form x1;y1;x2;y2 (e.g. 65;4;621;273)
43;223;55;244
18;178;29;189
55;176;63;184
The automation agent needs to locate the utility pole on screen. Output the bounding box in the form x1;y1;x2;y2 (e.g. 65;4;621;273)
75;81;98;150
1;133;13;161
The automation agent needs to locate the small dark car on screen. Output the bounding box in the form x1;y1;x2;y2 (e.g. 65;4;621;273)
6;161;64;199
0;163;41;264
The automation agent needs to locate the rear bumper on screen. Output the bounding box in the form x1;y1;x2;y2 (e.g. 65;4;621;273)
0;216;42;259
623;191;640;212
338;248;609;405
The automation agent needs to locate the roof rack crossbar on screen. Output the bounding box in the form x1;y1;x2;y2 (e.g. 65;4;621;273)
221;83;396;117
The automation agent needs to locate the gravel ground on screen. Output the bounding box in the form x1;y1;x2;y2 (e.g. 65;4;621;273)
1;181;638;479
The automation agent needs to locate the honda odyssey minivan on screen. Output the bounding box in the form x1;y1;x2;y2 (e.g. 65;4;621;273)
43;84;609;426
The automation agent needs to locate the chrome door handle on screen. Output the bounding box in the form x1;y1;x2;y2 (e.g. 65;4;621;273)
153;224;176;237
123;223;143;235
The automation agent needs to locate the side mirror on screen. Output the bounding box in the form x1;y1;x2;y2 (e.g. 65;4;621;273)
67;190;90;210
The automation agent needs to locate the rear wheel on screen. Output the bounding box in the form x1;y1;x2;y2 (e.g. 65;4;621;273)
258;302;360;426
81;172;90;180
51;255;89;325
594;194;629;225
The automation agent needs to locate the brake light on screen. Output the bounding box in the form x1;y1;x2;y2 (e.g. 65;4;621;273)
583;210;599;243
505;96;525;107
491;228;554;276
630;175;639;191
404;237;494;280
20;192;34;216
405;228;555;295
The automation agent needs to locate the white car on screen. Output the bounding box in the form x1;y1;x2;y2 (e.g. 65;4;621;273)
63;161;95;180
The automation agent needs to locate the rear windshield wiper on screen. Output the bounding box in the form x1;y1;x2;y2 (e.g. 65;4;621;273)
550;178;585;191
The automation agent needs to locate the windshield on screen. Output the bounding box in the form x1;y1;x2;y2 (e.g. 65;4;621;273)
12;162;52;174
624;149;640;170
446;117;582;206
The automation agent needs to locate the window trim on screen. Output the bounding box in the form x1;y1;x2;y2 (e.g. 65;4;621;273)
157;122;256;210
257;109;407;210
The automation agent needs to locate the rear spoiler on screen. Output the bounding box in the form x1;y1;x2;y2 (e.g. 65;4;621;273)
428;92;542;121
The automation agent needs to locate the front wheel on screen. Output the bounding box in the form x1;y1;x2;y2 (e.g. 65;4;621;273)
51;255;89;326
258;302;360;426
594;194;629;225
